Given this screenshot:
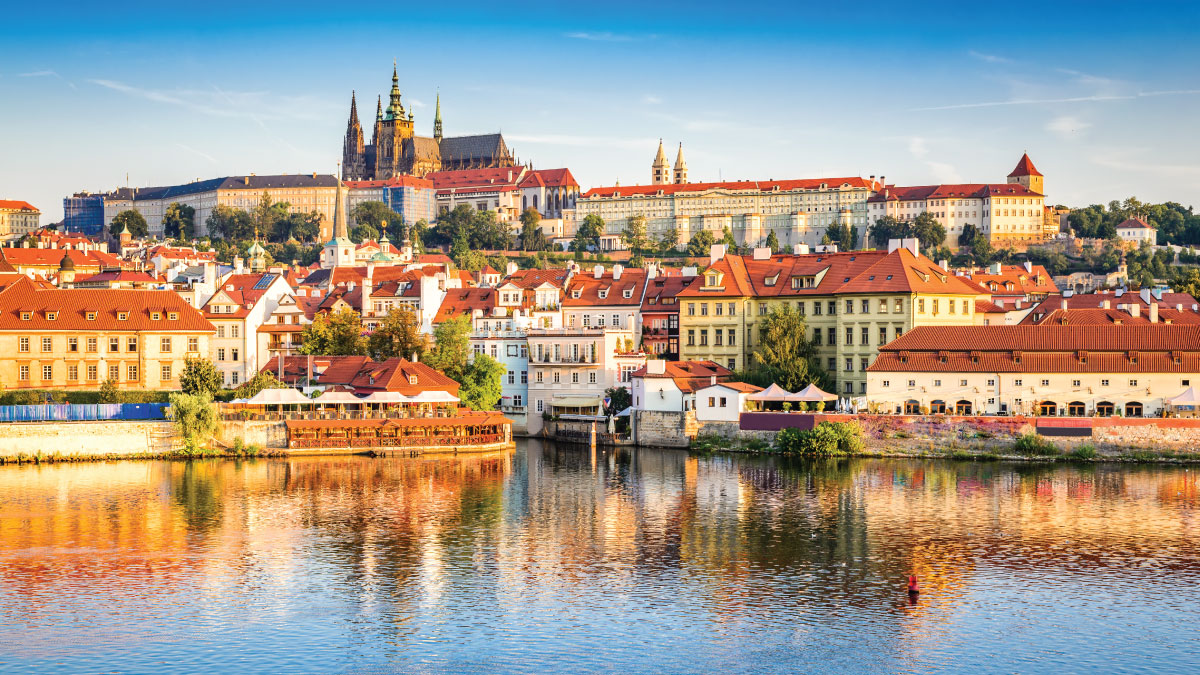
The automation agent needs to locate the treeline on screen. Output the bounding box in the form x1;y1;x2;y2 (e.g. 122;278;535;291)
1069;198;1200;245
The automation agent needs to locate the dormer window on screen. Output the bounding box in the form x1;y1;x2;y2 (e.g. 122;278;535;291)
87;311;97;321
151;312;161;320
46;312;57;321
623;289;633;299
118;312;129;321
408;375;418;385
20;312;31;321
572;289;582;299
764;273;779;287
598;289;608;299
169;312;178;320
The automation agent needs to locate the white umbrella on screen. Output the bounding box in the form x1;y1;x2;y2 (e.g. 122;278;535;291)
245;388;313;405
790;383;838;402
748;383;792;401
361;391;411;404
408;390;460;403
314;391;363;404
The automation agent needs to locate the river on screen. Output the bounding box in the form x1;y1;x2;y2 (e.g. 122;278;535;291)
1;440;1198;674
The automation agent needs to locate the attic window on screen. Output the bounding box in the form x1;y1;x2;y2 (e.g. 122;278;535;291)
1128;351;1138;364
1013;351;1022;364
623;289;633;299
408;375;418;385
20;311;31;321
886;275;893;281
764;273;779;287
868;276;875;281
970;351;981;363
46;312;57;321
598;289;608;299
572;289;582;299
169;312;179;320
1078;351;1088;364
938;351;949;363
151;312;161;321
118;312;129;321
87;311;97;321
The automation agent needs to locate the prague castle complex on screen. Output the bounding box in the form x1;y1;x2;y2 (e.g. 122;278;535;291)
341;64;516;180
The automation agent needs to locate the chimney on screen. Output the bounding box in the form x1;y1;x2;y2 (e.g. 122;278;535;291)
1061;299;1068;311
234;256;244;274
1015;300;1022;309
995;298;1005;308
1150;302;1159;323
880;175;886;185
412;351;419;363
647;359;666;375
1130;303;1140;318
710;375;717;385
1101;299;1110;309
506;261;518;276
1140;288;1151;305
709;243;727;264
1177;304;1184;312
752;247;771;260
1024;261;1033;273
203;261;216;287
593;265;603;279
989;262;1002;274
887;239;900;253
244;176;250;186
613;264;623;280
939;259;949;271
364;261;374;316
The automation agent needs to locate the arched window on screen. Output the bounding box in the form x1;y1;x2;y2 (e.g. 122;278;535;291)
1067;401;1086;417
1039;401;1058;416
533;194;538;210
955;400;972;415
1125;401;1144;417
1096;401;1115;417
930;400;946;414
904;399;920;414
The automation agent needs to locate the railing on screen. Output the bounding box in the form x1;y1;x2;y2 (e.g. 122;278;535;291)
0;403;167;423
220;408;460;422
532;355;596;364
288;433;505;449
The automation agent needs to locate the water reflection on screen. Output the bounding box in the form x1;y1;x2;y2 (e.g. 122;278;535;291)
0;442;1198;673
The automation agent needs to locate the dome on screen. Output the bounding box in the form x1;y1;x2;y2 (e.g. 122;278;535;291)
58;252;75;271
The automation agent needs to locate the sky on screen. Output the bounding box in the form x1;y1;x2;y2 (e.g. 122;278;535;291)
3;0;1200;223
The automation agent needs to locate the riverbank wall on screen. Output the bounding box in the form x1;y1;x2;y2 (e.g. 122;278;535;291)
0;420;178;459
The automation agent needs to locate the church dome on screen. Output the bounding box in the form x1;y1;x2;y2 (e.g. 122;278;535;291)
58;252;75;271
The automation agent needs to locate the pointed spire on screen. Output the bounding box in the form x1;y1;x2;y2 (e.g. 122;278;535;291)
386;60;404;120
652;139;669;185
376;95;383;122
674;142;686;168
348;90;360;127
433;90;443;141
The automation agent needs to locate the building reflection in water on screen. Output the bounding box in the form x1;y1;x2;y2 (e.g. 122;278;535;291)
0;444;1198;672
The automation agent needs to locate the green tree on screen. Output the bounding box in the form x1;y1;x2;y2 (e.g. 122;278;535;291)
298;308;367;356
251;191;289;241
751;306;823;391
764;229;781;253
605;386;632;414
206;204;255;240
232;371;286;399
351;201;403;232
910;212;946;251
98;378;121;403
622;214;650;256
425;315;472;381
719;226;738;250
180;357;222;396
687;230;716;256
519;207;547;251
409;219;430;254
163;202;196;239
658;227;679;254
368;305;426;360
168;392;218;451
825;222;854;251
109;210;148;238
572;214;605;253
350;223;380;243
869;215;903;248
459;353;504;411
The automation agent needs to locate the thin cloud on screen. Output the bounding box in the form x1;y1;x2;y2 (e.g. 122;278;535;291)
565;31;650;42
912;88;1200;112
175;142;218;164
507;133;657;150
908;136;929;158
409;98;427;108
89;78;326;122
968;51;1012;64
1046;115;1091;138
18;70;59;77
642;94;663;105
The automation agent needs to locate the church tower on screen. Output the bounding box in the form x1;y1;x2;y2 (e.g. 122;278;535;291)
1007;152;1044;195
342;91;365;180
433;91;443;141
321;181;355;269
375;61;416;180
651;139;670;185
673;143;688;184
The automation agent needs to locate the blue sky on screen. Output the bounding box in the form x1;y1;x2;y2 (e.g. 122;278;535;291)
3;0;1199;222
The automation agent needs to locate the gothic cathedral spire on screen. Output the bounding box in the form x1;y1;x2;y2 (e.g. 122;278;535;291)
342;91;365;180
651;139;669;185
673;142;688;184
386;59;404;120
433;91;443;141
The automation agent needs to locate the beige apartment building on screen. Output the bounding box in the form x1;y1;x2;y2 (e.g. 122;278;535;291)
0;200;40;241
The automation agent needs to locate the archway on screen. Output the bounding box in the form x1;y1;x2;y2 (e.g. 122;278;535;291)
1038;401;1058;416
1125;401;1144;417
1096;401;1115;417
930;400;946;414
955;400;972;415
1067;401;1086;417
904;399;920;414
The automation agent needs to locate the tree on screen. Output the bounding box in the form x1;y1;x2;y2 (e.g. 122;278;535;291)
572;214;604;253
350;223;380;244
658;227;680;254
605;386;632;415
98;378;121;403
869;216;904;248
751;306;823;391
109;210;148;238
168;392;218;451
368;305;426;360
232;371;286;399
910;212;946;251
251;191;289;241
825;222;854;251
519;207;547;251
719;226;738;250
687;230;716;256
459;353;504;411
163;202;196;239
958;223;980;248
180;357;222;396
622;214;650;256
425;315;472;382
206;204;255;240
298;308;367;356
764;229;780;253
272;211;321;243
351;201;403;232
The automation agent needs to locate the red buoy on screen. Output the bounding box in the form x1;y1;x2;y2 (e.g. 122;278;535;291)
907;574;920;595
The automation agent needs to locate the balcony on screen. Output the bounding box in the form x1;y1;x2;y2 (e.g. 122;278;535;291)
532;355;598;365
642;327;669;338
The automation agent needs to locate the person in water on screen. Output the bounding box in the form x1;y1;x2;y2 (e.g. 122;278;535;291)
907;574;920;595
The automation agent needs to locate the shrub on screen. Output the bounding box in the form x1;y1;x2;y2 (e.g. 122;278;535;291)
1070;443;1098;460
776;422;862;457
98;378;121;404
743;438;770;453
168;392;218;448
1014;433;1059;457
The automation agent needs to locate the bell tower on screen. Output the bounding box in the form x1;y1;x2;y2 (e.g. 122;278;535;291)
651;139;669;185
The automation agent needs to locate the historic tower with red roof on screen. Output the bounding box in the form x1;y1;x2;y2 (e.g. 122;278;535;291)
1007;152;1044;195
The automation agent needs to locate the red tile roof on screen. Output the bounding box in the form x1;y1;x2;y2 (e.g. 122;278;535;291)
583;177;879;199
632;360;733;393
0;200;38;212
867;183;1043;202
434;287;496;324
563;268;647;307
0;248;123;269
964;264;1057;297
519;168;578;189
343;176;433;189
1116;217;1154;230
349;357;460;395
1022;307;1200;326
500;268;570;290
261;355;373;387
1008;153;1042;178
641;275;691;312
0;276;214;332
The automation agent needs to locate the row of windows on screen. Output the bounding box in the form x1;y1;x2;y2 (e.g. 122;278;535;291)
18;336;199;354
216;325;241;338
686;328;738;347
878;377;1168;389
17;362;173;382
533;370;598;385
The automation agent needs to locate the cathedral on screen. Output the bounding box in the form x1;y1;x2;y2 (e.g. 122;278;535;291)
341;63;516;180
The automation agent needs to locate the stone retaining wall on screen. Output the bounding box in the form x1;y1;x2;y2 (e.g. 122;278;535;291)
0;420;177;458
216;420;288;449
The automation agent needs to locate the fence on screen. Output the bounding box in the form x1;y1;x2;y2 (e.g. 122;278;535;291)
0;403;168;423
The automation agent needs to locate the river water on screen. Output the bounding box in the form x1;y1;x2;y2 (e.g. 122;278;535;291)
1;440;1198;674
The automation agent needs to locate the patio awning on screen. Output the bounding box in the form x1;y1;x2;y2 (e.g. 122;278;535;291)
408;390;461;403
245;388;314;405
1169;387;1200;406
789;383;838;402
314;391;363;404
552;396;602;408
748;383;792;401
361;391;412;403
